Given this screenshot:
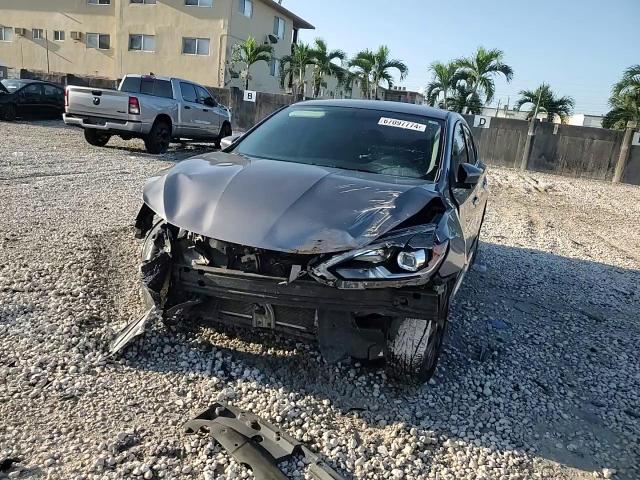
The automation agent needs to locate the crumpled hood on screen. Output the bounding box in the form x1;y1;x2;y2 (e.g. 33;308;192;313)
143;152;440;254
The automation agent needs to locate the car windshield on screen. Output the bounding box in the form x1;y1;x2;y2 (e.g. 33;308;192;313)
234;105;443;180
1;79;28;93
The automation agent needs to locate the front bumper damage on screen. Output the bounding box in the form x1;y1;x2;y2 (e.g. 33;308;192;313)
111;207;449;360
184;402;344;480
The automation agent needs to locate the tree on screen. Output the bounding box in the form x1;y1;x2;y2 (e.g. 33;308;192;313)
370;45;408;100
310;38;346;98
230;36;273;90
603;65;640;130
447;83;483;114
426;61;459;109
279;42;316;97
515;84;575;123
454;47;513;105
349;50;375;99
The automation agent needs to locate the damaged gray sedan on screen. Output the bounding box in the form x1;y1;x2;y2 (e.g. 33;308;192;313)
132;100;488;382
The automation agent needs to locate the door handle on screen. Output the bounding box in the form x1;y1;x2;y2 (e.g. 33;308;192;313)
184;106;191;110
203;109;209;112
472;196;480;207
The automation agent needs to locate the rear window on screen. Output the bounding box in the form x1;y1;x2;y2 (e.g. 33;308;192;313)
120;77;173;99
234;105;444;180
1;79;28;93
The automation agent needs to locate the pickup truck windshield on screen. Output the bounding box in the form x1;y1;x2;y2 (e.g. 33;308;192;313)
234;105;443;180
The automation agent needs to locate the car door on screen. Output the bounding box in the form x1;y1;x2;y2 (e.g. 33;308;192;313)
449;122;482;259
43;84;64;117
195;85;221;137
18;83;44;117
462;124;488;248
179;82;206;138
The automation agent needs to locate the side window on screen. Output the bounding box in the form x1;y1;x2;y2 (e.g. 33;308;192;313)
23;84;43;98
180;82;197;103
44;85;62;99
451;124;468;181
195;85;213;104
463;126;477;164
155;80;174;99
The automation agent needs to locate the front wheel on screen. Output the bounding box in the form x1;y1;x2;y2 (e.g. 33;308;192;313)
1;104;17;121
84;128;111;147
144;120;171;154
385;303;449;383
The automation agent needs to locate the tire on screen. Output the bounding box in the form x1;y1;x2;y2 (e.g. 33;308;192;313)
386;297;450;383
144;120;171;154
84;128;111;147
1;104;17;121
214;121;232;149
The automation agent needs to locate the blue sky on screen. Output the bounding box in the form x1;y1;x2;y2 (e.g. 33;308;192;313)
284;0;639;115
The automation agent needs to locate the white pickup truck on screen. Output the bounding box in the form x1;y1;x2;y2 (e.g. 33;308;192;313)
63;74;232;154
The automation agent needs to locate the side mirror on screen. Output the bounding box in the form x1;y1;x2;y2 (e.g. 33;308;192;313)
204;97;217;107
220;132;244;150
457;162;483;187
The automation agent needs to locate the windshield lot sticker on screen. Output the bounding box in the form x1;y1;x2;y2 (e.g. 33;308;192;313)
378;117;427;132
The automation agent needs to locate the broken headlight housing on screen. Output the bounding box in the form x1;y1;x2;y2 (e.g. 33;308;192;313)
309;225;449;289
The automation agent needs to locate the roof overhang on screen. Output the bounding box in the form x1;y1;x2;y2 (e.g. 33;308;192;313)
262;0;315;29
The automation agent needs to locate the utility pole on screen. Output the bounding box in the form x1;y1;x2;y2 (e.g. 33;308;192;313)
494;99;501;117
520;89;542;171
45;30;50;74
613;121;638;183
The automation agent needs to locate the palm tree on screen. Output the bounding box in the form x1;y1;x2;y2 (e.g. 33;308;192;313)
349;50;375;99
603;65;640;130
370;45;408;100
310;38;346;98
515;84;575;123
447;83;483;114
454;47;513;105
279;42;316;97
426;61;459;109
230;36;273;90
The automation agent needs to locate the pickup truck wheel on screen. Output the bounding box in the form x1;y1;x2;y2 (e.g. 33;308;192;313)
1;104;17;121
84;128;111;147
386;307;449;383
145;121;171;154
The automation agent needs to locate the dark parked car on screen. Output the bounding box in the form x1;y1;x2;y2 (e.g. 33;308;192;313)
131;100;488;382
0;79;65;121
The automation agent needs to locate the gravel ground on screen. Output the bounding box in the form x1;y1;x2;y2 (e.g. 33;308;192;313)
1;119;639;480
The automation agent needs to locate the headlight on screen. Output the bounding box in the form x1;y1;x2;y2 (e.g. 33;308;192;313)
397;249;427;272
309;225;449;289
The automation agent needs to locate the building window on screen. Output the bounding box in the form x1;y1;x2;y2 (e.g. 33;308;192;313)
88;0;111;4
182;37;209;55
269;58;280;77
130;0;156;3
238;0;252;17
86;33;110;50
32;29;44;40
129;34;155;52
54;30;65;41
273;16;285;40
185;0;213;6
0;26;12;42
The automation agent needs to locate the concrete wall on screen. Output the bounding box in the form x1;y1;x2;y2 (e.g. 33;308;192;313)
465;115;639;185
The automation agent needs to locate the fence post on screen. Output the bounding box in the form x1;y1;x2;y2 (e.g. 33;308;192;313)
613;121;637;183
520;118;537;171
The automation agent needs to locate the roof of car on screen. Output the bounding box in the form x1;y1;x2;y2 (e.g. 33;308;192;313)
295;99;454;120
1;78;62;88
